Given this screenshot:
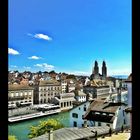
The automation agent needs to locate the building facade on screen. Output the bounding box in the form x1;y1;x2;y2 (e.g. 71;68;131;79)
70;101;94;127
83;99;130;131
8;85;34;108
37;80;62;104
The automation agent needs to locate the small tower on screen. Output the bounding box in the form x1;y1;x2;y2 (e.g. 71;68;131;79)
102;61;107;79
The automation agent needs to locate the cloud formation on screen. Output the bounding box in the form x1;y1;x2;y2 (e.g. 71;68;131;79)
34;63;54;70
23;66;31;70
8;48;20;55
28;33;52;41
28;56;42;60
11;65;18;68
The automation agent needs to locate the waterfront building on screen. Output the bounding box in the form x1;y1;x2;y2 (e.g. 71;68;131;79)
70;101;93;127
8;84;34;108
36;80;62;104
83;99;130;131
52;92;76;111
75;90;86;102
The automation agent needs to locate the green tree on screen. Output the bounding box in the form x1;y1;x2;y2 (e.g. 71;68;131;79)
28;119;64;139
8;135;17;140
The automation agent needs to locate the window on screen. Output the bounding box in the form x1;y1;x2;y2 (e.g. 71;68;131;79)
16;93;19;96
72;113;78;118
29;92;32;95
98;122;101;126
79;107;80;110
124;119;126;124
123;110;125;116
73;121;77;127
84;105;86;111
11;93;14;97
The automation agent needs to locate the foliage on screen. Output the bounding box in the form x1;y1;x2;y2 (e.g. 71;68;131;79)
49;70;56;74
66;74;76;79
28;119;64;139
8;135;17;140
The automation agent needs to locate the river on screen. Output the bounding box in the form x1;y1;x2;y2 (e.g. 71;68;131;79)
8;111;70;140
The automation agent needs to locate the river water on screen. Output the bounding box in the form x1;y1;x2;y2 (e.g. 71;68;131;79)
8;111;70;140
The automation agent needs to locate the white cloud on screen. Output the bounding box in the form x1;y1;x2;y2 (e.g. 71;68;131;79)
28;33;52;41
34;63;54;70
8;48;20;55
28;56;42;60
23;66;31;70
11;65;17;68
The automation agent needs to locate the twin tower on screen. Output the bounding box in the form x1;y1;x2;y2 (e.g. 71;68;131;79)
90;61;107;80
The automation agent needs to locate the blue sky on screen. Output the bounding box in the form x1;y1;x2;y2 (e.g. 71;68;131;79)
8;0;131;76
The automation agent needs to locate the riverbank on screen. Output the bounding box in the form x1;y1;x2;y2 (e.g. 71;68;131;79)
9;109;61;123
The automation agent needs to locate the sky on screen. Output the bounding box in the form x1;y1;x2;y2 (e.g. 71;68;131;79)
8;0;132;76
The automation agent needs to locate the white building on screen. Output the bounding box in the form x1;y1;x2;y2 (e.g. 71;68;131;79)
52;92;76;111
70;101;93;127
75;90;86;102
36;80;61;104
61;80;67;93
8;84;34;108
83;99;130;131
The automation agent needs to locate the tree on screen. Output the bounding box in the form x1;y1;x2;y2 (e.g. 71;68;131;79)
28;119;64;139
8;135;17;140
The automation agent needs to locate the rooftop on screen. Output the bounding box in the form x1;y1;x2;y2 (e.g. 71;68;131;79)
31;126;110;140
39;80;60;86
8;84;34;91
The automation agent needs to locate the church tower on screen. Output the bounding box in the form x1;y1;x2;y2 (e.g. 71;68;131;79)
102;61;107;79
92;61;99;79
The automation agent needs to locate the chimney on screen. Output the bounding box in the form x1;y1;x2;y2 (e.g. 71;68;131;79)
48;129;53;140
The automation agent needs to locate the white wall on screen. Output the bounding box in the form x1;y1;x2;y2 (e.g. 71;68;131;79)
126;82;132;107
76;96;86;102
113;106;130;130
70;101;94;127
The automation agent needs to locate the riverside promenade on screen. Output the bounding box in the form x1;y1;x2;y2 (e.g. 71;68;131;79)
8;104;61;123
9;109;61;123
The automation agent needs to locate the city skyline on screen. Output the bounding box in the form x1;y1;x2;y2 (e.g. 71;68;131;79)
8;0;131;76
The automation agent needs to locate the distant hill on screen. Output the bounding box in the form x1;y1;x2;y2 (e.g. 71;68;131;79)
111;75;128;79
